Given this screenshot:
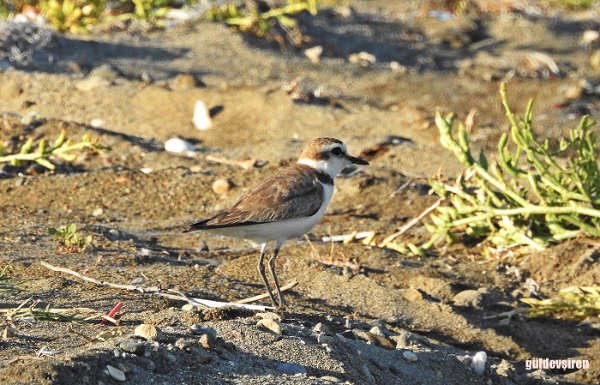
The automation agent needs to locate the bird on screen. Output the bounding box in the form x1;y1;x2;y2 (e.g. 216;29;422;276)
183;138;369;309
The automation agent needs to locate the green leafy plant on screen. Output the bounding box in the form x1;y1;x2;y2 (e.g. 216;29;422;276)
1;0;185;33
48;223;93;252
207;0;317;47
40;0;105;33
0;129;108;170
522;286;600;321
397;84;600;254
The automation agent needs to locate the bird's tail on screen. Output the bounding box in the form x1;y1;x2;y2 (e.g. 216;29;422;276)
182;219;211;233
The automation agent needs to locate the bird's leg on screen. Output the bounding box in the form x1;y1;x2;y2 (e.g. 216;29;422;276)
268;245;287;310
257;244;278;308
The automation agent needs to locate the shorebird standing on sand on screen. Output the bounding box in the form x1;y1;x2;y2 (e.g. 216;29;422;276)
184;138;369;309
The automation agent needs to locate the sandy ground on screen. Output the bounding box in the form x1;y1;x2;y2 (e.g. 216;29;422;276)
1;2;600;384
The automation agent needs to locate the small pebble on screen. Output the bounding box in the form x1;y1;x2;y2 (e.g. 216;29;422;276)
165;137;195;155
20;112;39;125
171;73;198;91
90;119;104;128
344;318;355;329
404;288;423;302
190;325;217;340
369;326;386;337
92;208;104;217
275;362;306;374
75;76;110;92
90;64;120;81
105;365;126;382
199;333;215;349
15;178;26;187
256;312;281;320
166;354;176;363
348;52;376;66
313;322;331;335
257;318;282;335
119;341;145;355
305;45;323;64
193;100;212;130
196;355;214;364
452;289;483;308
130;356;156;372
212;178;233;194
390;61;407;73
134;324;160;341
106;229;119;241
318;334;335;345
231;330;243;339
403;351;418;362
582;30;600;45
471;351;487;375
175;338;192;350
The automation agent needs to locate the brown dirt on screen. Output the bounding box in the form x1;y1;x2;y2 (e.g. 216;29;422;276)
1;2;600;384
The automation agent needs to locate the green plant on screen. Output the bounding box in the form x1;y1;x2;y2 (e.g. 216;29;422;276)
207;0;317;47
522;286;600;321
0;129;108;170
6;297;104;322
0;261;26;295
40;0;105;33
48;223;93;252
553;0;597;9
398;84;600;254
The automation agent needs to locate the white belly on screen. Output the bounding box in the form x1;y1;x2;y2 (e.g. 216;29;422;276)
208;183;334;246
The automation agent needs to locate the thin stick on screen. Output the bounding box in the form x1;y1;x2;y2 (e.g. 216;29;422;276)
205;155;257;170
378;198;445;247
0;307;99;314
40;261;160;293
236;281;298;304
304;234;321;259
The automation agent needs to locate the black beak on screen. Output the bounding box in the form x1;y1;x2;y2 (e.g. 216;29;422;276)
347;154;369;165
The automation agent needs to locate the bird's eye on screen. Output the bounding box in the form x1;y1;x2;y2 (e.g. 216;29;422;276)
331;147;343;156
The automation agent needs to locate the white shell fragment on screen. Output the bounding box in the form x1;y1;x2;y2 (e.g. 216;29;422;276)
403;351;418;362
305;45;323;64
90;119;104;128
105;365;126;382
581;30;600;45
471;351;487;375
349;52;376;66
193;100;213;130
165;138;196;156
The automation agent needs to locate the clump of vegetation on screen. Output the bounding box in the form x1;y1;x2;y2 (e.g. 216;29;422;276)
48;223;93;253
0;129;107;170
0;0;185;33
39;0;105;33
392;84;600;255
6;297;103;322
0;261;26;295
206;0;318;47
522;286;600;321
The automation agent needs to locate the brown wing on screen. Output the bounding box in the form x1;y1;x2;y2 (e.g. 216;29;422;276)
186;164;324;231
